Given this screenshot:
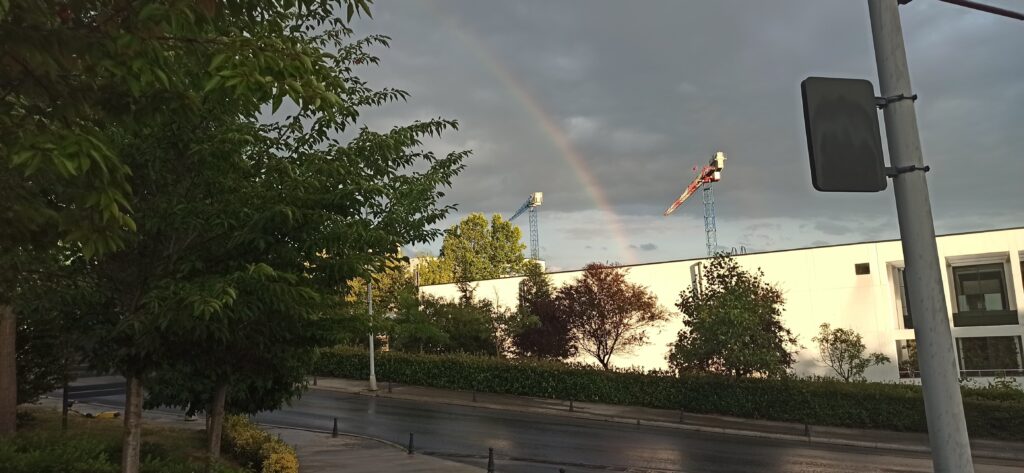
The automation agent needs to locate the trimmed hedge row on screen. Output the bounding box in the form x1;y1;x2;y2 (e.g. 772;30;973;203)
316;347;1024;440
223;416;298;473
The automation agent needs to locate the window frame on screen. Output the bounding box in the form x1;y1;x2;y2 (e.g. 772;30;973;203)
893;267;913;329
952;263;1009;313
955;336;1024;378
949;262;1017;327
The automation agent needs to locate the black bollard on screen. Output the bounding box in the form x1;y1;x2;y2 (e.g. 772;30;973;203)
487;447;495;473
473;389;477;402
313;376;318;386
61;380;70;433
332;418;338;438
804;424;811;439
679;408;684;423
569;399;574;412
408;433;415;454
388;380;392;393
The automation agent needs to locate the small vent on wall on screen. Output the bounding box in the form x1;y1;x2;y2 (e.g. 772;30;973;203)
855;263;870;275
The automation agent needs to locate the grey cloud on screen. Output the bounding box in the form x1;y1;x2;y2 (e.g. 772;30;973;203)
814;221;853;236
349;0;1021;269
628;243;658;252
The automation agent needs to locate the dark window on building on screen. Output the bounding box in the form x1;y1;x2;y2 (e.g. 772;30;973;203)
952;263;1017;327
896;339;918;379
855;263;870;275
894;268;912;329
956;336;1024;377
954;264;1008;313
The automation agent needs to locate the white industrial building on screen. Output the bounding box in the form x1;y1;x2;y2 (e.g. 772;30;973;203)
420;227;1024;383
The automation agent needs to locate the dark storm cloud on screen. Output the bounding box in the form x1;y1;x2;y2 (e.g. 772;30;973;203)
354;0;1023;267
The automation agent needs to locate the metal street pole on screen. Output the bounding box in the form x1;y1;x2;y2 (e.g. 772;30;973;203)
368;280;378;391
867;1;973;471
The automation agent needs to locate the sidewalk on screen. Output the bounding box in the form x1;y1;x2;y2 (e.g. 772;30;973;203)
310;376;1024;462
264;427;481;473
36;393;481;473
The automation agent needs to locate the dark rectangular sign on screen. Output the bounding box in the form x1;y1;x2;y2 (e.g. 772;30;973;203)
801;77;886;192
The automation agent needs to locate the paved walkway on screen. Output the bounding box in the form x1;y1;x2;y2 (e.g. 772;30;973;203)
265;427;481;473
310;376;1024;462
38;388;481;473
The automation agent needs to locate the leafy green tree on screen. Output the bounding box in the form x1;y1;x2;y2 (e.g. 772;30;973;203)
513;261;574;359
11;248;106;404
388;292;496;355
669;255;798;378
337;258;417;346
556;263;668;370
812;323;890;382
424;213;526;284
415;256;455;286
1;0;376;446
51;2;465;470
457;283;535;357
388;293;450;353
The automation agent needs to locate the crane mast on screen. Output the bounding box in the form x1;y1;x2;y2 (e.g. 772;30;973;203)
510;192;544;260
663;151;726;256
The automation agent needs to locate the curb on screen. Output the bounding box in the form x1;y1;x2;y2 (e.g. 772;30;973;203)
309;384;1022;462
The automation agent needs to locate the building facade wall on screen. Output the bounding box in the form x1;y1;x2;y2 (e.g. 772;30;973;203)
419;228;1024;383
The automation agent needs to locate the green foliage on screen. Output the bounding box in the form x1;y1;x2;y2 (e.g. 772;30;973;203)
67;0;466;431
414;256;455;286
223;415;298;473
422;213;526;284
670;254;797;378
316;348;1024;440
1;0;372;252
387;288;498;356
11;247;107;404
813;323;890;382
513;261;574;359
0;432;242;473
964;377;1024;402
334;258;418;346
555;263;668;369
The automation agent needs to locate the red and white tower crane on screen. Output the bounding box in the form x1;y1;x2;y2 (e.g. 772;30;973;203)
663;151;726;256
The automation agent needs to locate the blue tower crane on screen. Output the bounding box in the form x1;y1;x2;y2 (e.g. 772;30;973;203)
510;192;544;260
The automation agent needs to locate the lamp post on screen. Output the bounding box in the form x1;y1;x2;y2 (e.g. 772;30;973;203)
368;279;377;391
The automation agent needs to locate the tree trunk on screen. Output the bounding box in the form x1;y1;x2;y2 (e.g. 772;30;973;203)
0;305;16;436
121;376;144;473
206;383;228;463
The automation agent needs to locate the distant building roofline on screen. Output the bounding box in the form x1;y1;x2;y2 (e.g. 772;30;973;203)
417;225;1024;287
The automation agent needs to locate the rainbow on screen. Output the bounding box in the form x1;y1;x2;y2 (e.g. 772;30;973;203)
424;2;638;264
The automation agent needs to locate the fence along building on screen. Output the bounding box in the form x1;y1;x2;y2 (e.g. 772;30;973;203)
418;227;1024;383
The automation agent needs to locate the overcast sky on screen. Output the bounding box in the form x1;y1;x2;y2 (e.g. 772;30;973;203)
349;0;1023;271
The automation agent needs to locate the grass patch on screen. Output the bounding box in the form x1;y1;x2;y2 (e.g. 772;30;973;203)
9;406;245;473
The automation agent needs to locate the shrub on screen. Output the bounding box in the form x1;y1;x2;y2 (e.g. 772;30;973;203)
316;347;1024;440
223;415;298;473
0;435;117;473
0;433;241;473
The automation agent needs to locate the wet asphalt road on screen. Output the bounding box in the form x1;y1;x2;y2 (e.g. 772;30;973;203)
72;381;1023;473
